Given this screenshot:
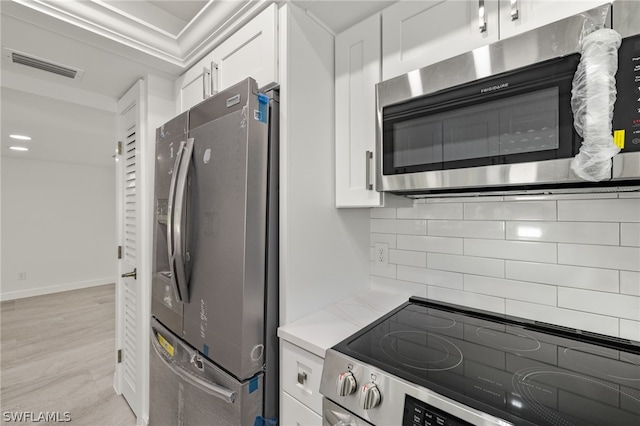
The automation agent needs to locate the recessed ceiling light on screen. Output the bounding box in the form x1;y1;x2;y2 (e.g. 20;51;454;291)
9;146;29;151
10;134;32;141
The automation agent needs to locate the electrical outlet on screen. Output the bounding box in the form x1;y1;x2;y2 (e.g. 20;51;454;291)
18;271;26;280
374;243;388;267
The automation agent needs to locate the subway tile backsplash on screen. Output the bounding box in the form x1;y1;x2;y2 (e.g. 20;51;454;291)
370;194;640;342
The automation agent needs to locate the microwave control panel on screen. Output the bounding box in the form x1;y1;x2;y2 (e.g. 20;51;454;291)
613;33;640;152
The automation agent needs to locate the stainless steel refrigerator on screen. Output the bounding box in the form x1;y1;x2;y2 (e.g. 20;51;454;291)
149;78;279;426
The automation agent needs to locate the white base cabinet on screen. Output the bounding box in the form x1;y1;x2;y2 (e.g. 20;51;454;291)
281;393;322;426
280;341;324;425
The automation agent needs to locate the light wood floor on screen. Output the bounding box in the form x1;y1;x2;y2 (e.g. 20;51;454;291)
1;284;137;425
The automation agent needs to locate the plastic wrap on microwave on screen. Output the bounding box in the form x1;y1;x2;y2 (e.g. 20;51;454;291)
571;28;622;182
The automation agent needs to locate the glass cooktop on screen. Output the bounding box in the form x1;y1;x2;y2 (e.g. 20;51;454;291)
333;297;640;426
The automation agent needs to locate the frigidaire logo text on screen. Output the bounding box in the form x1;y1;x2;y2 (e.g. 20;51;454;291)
481;82;509;93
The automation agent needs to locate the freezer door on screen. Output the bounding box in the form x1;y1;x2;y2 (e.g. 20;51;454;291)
152;112;189;336
182;78;270;380
149;318;263;426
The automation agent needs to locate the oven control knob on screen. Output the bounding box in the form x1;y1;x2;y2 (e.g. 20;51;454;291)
359;382;381;410
336;371;357;396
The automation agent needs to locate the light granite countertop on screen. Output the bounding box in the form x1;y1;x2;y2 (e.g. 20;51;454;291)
277;291;409;358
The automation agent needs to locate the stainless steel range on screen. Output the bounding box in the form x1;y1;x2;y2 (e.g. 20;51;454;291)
320;297;640;426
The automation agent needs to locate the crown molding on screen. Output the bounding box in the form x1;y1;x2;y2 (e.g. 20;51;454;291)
11;0;273;69
178;0;270;65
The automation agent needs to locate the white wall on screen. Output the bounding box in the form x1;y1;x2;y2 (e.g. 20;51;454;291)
139;74;177;425
278;4;371;325
1;157;116;299
369;193;640;341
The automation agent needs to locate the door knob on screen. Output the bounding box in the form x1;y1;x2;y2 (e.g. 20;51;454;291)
121;268;137;279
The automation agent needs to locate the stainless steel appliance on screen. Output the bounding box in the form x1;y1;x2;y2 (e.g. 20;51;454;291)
150;78;279;425
320;297;640;426
376;2;640;197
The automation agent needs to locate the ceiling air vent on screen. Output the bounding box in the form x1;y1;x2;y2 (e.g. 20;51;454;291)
3;48;84;80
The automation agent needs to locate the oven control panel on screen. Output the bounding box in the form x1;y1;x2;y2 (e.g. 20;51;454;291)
402;395;472;426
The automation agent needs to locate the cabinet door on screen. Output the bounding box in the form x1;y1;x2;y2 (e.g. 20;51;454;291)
213;3;278;91
382;0;499;81
335;13;383;208
281;392;322;426
176;53;213;113
499;0;610;40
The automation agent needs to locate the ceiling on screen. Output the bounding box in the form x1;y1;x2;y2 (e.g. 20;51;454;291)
105;0;211;36
0;0;395;168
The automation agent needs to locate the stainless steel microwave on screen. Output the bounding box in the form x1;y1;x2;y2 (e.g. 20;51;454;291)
376;2;640;197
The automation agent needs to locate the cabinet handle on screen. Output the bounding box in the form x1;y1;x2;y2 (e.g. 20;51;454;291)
365;151;373;191
510;0;519;20
211;62;219;95
203;66;211;99
478;0;487;33
297;372;307;385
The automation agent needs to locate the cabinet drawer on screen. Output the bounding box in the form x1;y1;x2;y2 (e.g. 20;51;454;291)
281;392;322;426
282;341;324;414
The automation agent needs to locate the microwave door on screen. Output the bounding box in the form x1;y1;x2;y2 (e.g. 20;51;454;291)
391;117;443;171
442;106;500;164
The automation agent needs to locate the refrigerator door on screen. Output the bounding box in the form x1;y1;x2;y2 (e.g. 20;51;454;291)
152;112;189;336
149;318;263;426
182;78;270;380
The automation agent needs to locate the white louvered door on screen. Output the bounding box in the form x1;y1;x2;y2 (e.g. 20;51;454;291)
122;119;138;401
115;81;143;420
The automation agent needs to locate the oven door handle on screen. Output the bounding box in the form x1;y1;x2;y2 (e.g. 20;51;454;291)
323;398;370;426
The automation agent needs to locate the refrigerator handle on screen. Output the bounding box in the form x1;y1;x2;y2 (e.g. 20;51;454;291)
167;141;185;300
171;138;194;303
150;329;237;404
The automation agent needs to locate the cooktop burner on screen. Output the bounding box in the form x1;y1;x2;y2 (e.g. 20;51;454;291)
562;346;640;381
475;325;541;353
380;331;463;372
329;297;640;426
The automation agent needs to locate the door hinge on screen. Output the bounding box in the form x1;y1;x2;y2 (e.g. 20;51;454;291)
117;141;123;155
117;349;122;363
117;245;122;259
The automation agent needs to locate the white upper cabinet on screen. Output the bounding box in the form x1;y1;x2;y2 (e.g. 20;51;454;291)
175;4;278;113
176;52;214;113
335;13;384;207
382;0;499;80
498;0;610;40
381;0;610;81
213;3;278;92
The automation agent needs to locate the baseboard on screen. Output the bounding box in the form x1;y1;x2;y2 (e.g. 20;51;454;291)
0;278;115;301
